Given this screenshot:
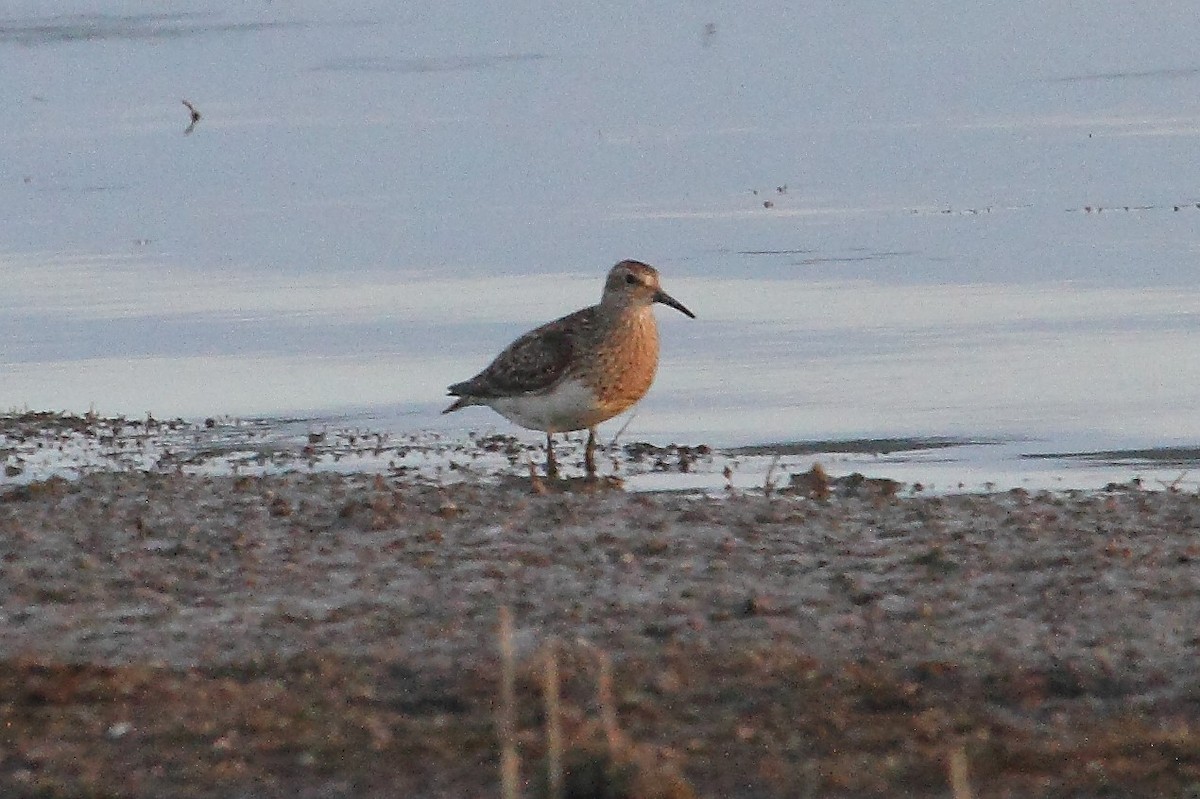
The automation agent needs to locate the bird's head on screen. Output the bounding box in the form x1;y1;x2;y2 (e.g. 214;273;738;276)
602;260;695;318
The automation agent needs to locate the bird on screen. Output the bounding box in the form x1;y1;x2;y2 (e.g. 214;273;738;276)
181;99;201;135
443;260;695;479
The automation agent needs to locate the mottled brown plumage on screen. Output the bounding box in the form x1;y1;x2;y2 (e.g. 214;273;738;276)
443;260;694;478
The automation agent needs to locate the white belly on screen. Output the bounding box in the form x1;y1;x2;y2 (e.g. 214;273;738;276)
488;379;604;433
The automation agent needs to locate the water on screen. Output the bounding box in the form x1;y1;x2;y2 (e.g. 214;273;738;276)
3;2;1200;488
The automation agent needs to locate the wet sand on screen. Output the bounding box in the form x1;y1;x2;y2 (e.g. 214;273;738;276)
2;463;1198;797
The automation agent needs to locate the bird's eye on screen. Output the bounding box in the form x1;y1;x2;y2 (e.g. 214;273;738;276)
624;274;638;285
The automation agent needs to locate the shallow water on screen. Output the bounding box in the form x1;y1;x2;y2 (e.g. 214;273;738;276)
3;2;1200;488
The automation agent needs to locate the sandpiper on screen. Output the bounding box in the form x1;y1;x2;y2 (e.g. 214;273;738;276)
443;260;695;479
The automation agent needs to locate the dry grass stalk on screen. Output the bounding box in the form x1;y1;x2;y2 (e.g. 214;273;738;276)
948;745;975;799
527;455;548;494
592;645;621;754
791;462;831;500
543;640;564;799
575;638;622;753
498;606;520;799
609;411;637;450
548;640;696;799
763;454;781;497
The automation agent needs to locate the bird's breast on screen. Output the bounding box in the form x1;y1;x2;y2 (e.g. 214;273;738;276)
585;312;660;417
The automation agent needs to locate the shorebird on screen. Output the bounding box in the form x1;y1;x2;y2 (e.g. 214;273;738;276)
443;260;695;479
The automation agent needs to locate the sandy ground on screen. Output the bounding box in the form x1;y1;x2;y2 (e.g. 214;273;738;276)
2;461;1199;797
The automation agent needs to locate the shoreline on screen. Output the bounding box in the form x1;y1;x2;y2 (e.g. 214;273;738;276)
3;409;1199;496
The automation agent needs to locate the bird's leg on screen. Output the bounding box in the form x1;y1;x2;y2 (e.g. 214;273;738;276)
584;427;598;479
545;432;559;480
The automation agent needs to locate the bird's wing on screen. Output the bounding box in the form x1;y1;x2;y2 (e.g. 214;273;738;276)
448;310;589;398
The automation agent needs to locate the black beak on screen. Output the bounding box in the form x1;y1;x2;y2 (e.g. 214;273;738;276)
654;289;696;319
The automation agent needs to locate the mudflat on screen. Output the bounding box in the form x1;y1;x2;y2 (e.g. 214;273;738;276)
2;469;1198;797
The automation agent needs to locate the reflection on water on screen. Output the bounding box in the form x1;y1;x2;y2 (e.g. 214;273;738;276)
313;54;547;74
0;12;306;46
2;1;1200;487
